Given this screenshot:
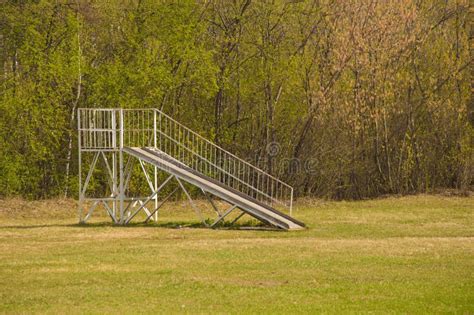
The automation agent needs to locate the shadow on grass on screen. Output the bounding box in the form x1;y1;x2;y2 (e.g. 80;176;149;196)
0;220;282;231
116;220;281;231
0;222;113;229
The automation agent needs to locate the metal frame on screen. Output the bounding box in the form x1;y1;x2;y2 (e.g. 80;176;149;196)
77;108;293;226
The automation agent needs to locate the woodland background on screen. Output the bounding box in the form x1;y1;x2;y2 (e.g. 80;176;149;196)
0;0;472;199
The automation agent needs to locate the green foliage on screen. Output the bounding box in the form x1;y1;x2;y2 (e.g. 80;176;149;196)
0;0;471;199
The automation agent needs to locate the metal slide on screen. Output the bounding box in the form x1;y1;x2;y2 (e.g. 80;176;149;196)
124;147;305;230
78;108;305;229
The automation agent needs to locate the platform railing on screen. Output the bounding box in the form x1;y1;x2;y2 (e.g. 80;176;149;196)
78;108;293;214
78;108;118;150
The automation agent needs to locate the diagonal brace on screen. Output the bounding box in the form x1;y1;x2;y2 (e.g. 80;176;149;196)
229;211;246;226
202;189;221;216
124;192;158;224
83;200;100;223
123;174;174;224
102;200;118;223
144;186;179;223
175;177;208;226
211;204;238;228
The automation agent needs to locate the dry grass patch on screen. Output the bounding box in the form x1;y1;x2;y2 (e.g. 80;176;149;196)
0;195;472;313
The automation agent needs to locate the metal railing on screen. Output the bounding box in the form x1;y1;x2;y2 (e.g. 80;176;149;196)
78;108;293;214
78;108;118;150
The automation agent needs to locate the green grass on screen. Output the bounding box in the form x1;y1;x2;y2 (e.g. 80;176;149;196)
0;195;473;314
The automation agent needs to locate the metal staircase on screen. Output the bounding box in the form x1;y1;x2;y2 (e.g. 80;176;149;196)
77;108;305;230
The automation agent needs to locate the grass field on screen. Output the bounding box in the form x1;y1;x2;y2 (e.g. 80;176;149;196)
0;195;473;314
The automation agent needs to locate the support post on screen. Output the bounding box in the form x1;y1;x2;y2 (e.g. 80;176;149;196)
112;110;117;219
154;167;158;222
290;188;293;216
153;110;158;222
78;109;83;223
119;109;125;224
112;151;117;218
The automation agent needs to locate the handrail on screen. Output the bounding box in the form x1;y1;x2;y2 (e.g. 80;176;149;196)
155;126;279;205
155;109;291;190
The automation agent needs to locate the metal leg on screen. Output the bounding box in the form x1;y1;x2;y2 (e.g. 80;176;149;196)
78;111;83;223
153;111;158;222
119;149;125;224
112;151;117;219
154;166;158;222
119;109;125;224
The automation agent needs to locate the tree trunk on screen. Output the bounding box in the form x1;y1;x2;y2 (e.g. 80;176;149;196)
64;28;82;198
